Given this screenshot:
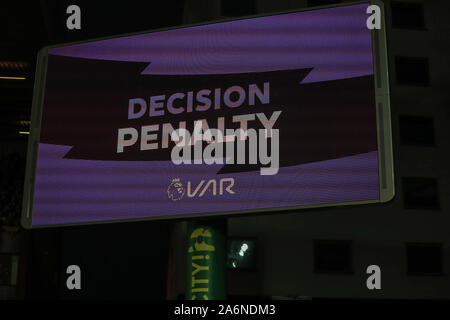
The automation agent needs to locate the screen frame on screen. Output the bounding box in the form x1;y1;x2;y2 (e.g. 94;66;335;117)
21;0;394;229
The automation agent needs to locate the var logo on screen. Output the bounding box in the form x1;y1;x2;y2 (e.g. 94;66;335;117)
167;177;235;201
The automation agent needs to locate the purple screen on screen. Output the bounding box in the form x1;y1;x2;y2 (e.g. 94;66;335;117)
32;3;379;226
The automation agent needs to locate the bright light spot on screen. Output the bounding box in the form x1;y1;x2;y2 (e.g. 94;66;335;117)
232;261;236;268
241;243;249;252
0;76;26;80
239;250;244;257
19;131;30;135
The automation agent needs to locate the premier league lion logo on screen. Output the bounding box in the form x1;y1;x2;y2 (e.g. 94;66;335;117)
167;178;185;201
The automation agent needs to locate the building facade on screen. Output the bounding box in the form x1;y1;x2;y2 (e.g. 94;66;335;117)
173;0;450;299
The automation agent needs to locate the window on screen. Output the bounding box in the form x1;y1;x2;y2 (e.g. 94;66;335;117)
221;0;256;17
395;56;430;85
406;243;442;275
227;238;257;270
402;177;439;209
391;2;425;29
314;240;352;274
307;0;340;7
399;115;435;146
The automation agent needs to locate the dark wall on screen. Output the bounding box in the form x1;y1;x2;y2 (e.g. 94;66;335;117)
25;221;170;299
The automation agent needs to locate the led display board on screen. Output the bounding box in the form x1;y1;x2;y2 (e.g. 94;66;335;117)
22;1;394;228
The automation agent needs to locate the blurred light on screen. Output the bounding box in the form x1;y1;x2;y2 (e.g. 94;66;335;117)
19;131;30;135
238;243;249;257
232;261;236;268
0;61;29;69
0;76;26;80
